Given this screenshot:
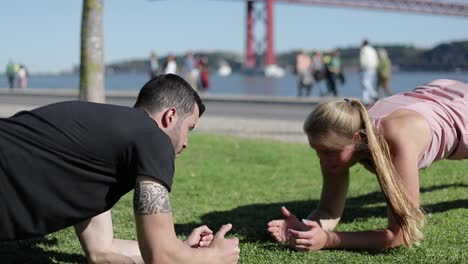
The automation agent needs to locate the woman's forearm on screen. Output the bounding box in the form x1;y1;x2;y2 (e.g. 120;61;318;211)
307;209;341;231
325;228;403;250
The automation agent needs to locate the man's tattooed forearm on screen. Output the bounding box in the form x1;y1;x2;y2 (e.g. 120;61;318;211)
134;182;172;215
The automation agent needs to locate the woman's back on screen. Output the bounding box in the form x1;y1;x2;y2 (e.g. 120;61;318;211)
368;79;468;168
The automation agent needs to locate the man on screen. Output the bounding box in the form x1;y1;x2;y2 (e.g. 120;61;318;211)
0;74;240;263
376;48;393;99
324;50;343;97
359;39;379;105
183;52;199;91
311;51;327;96
148;51;160;79
6;60;17;89
164;54;177;75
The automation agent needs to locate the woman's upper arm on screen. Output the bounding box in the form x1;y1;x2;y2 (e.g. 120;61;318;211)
380;119;423;230
381;119;423;206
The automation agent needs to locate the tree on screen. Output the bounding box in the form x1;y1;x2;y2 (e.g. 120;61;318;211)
80;0;105;103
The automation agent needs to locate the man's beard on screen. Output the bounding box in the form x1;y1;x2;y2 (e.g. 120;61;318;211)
170;120;183;155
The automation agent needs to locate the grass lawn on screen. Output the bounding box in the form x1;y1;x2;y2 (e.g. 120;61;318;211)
1;133;467;263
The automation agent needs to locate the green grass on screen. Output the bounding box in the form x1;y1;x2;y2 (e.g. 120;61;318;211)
2;133;467;263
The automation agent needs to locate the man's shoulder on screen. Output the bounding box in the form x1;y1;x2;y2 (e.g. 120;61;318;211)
54;100;123;108
33;101;148;126
47;100;134;113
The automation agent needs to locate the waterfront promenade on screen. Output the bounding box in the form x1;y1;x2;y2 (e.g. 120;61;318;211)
0;88;338;144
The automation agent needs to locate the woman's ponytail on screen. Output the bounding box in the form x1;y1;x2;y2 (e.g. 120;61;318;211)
351;99;426;247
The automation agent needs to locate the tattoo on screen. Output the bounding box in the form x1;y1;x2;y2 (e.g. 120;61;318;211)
134;182;172;215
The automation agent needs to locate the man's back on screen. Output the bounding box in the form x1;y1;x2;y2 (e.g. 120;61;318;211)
6;62;16;76
0;101;174;240
360;45;379;70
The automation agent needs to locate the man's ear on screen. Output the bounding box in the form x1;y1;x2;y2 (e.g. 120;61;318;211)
161;107;178;128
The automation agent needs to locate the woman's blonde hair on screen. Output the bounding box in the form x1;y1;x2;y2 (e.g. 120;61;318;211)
303;99;426;247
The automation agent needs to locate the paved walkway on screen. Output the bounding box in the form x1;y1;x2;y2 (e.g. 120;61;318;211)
196;115;306;143
0;103;308;144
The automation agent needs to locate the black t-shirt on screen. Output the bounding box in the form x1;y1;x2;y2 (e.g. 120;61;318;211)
0;101;175;240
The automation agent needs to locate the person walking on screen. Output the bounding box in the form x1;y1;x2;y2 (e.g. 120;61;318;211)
324;50;343;97
295;50;314;97
199;56;210;92
148;51;160;79
164;54;177;75
17;64;28;89
0;74;240;264
184;52;199;91
312;51;327;96
376;48;393;99
359;39;379;105
6;60;17;89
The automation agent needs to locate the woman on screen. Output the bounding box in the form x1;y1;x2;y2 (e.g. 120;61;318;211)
267;79;467;251
199;56;210;91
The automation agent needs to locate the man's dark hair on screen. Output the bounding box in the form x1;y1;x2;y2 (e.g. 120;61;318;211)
134;74;205;117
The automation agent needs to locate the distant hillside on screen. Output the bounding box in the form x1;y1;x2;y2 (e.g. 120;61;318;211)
92;40;468;74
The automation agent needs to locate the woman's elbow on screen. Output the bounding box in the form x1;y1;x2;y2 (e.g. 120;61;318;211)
383;228;404;249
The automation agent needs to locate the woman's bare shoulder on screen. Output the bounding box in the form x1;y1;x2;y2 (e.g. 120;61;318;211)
379;109;431;154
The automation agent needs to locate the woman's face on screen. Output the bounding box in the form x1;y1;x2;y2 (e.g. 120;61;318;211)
308;132;359;169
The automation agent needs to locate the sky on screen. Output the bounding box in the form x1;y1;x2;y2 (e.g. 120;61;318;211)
1;0;468;73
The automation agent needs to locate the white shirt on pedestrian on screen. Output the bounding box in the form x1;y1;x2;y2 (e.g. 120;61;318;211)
360;45;379;70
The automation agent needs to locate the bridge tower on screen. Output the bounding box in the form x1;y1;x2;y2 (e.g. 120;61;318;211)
243;0;468;69
245;0;276;69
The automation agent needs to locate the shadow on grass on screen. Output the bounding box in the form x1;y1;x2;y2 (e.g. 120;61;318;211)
0;237;86;264
175;183;467;244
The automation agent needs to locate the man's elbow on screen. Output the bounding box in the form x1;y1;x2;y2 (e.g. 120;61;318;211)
86;249;139;264
145;255;180;264
86;251;107;264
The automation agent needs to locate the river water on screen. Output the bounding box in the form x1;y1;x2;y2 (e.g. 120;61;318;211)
1;71;467;98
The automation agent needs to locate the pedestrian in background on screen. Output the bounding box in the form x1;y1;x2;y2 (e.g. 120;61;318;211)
17;64;28;89
164;54;177;75
184;52;199;91
376;48;393;99
148;51;160;79
199;56;210;92
295;50;314;97
6;60;17;89
324;50;343;97
359;39;379;105
312;51;327;96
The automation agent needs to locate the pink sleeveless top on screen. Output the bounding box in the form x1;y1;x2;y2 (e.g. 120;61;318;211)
368;79;468;169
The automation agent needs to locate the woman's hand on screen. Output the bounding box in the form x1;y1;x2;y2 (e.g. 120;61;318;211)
267;206;307;243
288;219;328;252
184;225;214;248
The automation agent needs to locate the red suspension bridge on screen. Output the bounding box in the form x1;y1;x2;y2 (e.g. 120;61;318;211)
234;0;468;69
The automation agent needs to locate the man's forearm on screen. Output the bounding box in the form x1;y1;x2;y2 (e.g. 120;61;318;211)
110;239;144;263
86;239;143;264
141;236;218;264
